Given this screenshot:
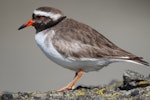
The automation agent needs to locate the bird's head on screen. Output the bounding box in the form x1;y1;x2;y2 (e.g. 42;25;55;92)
18;7;66;32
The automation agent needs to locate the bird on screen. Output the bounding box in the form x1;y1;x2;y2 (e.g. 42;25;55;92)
18;7;150;92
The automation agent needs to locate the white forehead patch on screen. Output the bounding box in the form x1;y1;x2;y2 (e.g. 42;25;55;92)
33;10;62;20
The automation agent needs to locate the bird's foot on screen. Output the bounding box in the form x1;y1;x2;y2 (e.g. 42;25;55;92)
57;70;83;92
57;84;73;92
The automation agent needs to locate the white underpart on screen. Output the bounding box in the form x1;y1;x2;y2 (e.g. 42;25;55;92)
35;30;112;72
33;10;62;21
35;30;142;72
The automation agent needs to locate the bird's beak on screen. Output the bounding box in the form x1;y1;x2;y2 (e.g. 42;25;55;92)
18;19;34;30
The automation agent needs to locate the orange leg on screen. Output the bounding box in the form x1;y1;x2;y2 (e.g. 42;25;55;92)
57;70;83;92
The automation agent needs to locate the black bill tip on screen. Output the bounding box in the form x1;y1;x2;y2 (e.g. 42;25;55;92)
18;24;26;30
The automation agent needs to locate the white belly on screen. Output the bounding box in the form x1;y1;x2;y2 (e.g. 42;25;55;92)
35;30;111;72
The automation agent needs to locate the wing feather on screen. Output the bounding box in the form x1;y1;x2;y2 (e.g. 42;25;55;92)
52;18;137;59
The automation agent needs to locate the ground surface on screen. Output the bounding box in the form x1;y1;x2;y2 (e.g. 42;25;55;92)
1;70;150;100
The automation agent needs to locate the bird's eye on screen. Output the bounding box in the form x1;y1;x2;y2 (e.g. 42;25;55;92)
36;15;43;19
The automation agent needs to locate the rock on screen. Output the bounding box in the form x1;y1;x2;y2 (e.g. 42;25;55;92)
119;70;150;90
1;93;13;100
0;70;150;100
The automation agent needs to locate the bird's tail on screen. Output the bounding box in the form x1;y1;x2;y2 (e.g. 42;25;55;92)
131;57;150;66
112;56;150;66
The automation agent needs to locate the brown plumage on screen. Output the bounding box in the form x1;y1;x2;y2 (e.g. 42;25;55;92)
50;18;149;66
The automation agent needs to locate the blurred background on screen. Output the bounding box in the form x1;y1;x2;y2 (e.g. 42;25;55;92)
0;0;150;92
